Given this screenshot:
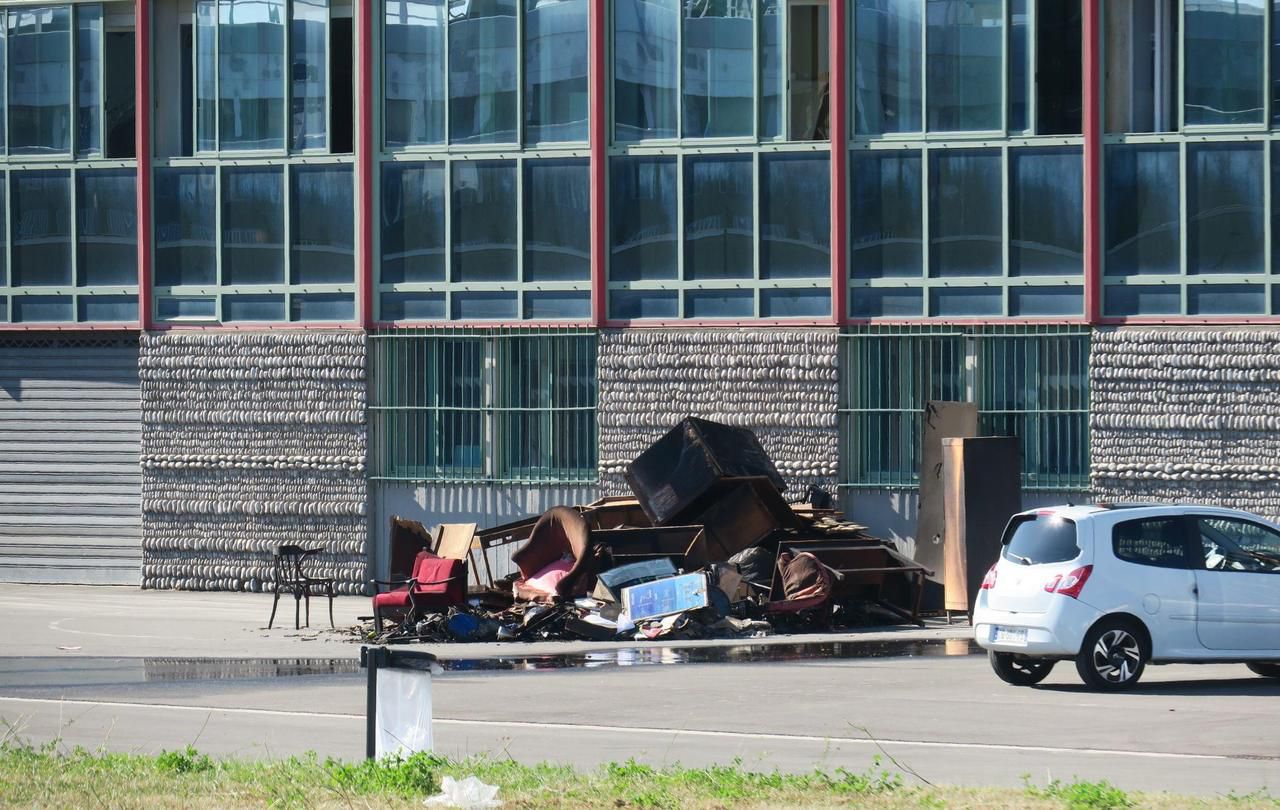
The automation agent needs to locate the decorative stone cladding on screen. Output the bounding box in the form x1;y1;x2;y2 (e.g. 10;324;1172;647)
597;329;839;497
1091;327;1280;520
139;332;368;593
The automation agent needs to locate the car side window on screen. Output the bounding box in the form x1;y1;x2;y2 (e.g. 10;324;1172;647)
1196;518;1280;574
1112;517;1190;569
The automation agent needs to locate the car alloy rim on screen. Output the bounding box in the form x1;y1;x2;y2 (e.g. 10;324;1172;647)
1092;629;1141;683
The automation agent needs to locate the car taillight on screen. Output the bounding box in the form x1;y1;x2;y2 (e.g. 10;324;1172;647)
980;564;998;590
1046;565;1092;599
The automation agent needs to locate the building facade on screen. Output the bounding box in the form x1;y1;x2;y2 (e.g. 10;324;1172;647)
2;0;1278;589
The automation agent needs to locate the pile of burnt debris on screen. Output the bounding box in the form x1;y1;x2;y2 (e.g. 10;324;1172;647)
366;418;931;644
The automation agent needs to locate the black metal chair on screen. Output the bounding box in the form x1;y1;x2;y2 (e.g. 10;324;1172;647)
268;544;336;630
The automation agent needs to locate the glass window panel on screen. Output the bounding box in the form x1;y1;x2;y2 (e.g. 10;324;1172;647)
291;0;327;150
929;149;1001;277
224;293;286;320
77;169;137;286
609;289;677;319
761;153;829;279
1103;284;1180;316
222;165;285;284
384;0;445;146
0;187;6;286
685;155;753;280
524;0;587;143
686;288;753;317
380;290;445;320
380;161;445;282
788;1;829;140
760;0;782;139
449;0;517;144
851;287;921;317
1185;0;1264;126
78;295;137;321
851;150;922;278
925;0;1002;132
930;287;1002;316
218;0;286;150
291;164;354;283
13;295;72;322
1008;0;1027;133
155;167;217;286
291;292;353;320
157;295;217;319
682;0;753;138
452;290;518;319
524;159;590;281
854;0;922;134
1105;144;1179;276
451;160;517;281
1036;0;1081;134
1009;286;1083;316
1010;148;1083;276
103;27;134;158
76;4;101;156
614;0;678;141
524;290;590;319
761;287;829;317
1188;143;1264;275
197;0;217;151
1189;284;1265;315
0;17;7;154
8;6;71;154
12;170;71;286
609;156;677;281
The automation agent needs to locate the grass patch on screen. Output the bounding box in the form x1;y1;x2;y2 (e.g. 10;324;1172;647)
0;741;1274;808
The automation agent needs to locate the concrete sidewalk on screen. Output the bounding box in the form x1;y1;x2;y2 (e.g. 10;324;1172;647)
0;583;971;660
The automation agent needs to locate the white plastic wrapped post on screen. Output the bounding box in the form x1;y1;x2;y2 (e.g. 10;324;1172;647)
375;667;434;759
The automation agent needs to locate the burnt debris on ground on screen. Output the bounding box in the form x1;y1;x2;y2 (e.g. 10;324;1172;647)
364;417;931;644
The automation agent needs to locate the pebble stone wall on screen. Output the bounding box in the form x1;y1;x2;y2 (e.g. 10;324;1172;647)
597;329;839;497
1091;327;1280;521
139;332;369;593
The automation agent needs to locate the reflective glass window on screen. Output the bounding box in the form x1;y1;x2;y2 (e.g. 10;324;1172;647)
224;293;285;320
196;0;217;151
14;295;72;321
610;290;677;319
451;160;517;281
761;288;829;318
292;292;353;321
381;161;446;282
1185;0;1264;126
684;155;752;280
614;0;678;140
925;0;1002;132
1010;148;1083;276
453;290;518;319
682;0;753;138
218;0;286;151
1104;144;1179;276
449;0;517;144
157;296;217;319
383;0;445;146
609;156;677;281
851;150;922;278
76;4;101;156
788;1;828;140
524;0;587;143
1010;287;1083;316
1008;0;1027;132
851;288;922;317
77;169;137;286
291;164;353;283
1104;285;1180;317
931;287;1001;316
854;0;922;134
11;170;72;286
1189;284;1265;315
8;6;72;154
760;0;782;138
524;290;590;319
1188;143;1264;275
221;165;285;284
381;291;444;320
0;19;7;154
155;167;217;286
929;149;1001;277
79;295;137;321
524;159;590;281
686;288;752;318
291;0;327;149
761;153;829;279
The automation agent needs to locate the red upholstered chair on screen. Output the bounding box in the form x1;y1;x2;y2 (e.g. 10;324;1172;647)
370;551;467;633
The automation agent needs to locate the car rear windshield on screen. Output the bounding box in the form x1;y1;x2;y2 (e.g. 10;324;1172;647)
1002;515;1080;565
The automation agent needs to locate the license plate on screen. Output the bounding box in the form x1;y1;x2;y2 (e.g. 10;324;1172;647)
992;626;1028;645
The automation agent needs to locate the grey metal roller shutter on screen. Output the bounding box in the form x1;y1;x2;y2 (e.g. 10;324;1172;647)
0;335;142;585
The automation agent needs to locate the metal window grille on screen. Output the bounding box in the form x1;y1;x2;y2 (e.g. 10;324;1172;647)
838;325;1089;491
368;327;598;484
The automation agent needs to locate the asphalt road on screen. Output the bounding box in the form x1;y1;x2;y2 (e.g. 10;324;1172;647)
2;651;1278;797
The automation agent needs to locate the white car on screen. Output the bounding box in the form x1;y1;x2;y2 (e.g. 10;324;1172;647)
973;503;1280;690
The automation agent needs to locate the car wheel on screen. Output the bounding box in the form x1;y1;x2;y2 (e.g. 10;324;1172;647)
989;651;1056;686
1076;618;1147;691
1246;663;1280;678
